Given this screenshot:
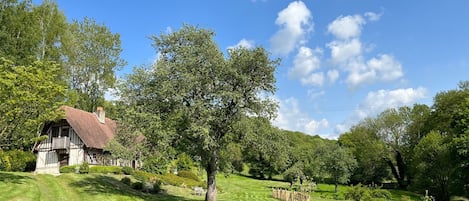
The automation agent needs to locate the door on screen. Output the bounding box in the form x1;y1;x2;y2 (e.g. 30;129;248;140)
58;153;69;167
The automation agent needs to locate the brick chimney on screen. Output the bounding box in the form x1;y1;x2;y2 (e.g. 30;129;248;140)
95;106;105;124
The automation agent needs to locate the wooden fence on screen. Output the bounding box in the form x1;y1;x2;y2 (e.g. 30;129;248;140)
272;188;310;201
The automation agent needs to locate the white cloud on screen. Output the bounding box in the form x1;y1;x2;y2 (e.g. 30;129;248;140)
288;46;321;78
367;54;403;81
327;69;339;84
325;12;404;89
227;38;255;49
335;87;427;134
365;12;382;21
328;15;365;40
270;1;312;55
272;97;330;135
301;72;324;86
328;38;362;65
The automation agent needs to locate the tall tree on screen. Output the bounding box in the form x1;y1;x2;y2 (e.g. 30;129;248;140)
62;17;126;112
148;25;278;201
319;143;357;193
0;58;66;151
339;120;390;185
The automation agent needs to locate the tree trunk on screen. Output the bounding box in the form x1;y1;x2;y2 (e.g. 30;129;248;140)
205;153;217;201
334;182;338;193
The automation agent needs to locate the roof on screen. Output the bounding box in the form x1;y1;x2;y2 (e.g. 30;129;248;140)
60;106;116;149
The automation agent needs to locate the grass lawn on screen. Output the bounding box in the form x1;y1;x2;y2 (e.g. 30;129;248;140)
0;171;421;201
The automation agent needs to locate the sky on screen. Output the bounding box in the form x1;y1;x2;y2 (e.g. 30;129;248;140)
49;0;469;139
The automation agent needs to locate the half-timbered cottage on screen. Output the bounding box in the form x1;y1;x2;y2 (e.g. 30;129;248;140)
35;106;116;174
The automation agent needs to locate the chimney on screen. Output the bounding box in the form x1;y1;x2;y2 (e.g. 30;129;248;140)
96;106;105;124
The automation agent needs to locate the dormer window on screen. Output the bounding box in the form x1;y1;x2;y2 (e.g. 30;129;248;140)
50;126;70;138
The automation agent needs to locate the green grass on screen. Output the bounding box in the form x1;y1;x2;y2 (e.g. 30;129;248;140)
0;171;422;201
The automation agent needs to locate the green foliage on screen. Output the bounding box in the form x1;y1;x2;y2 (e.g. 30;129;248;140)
131;170;156;182
175;153;194;171
318;143;357;192
131;181;144;190
79;162;89;174
89;166;122;174
241;117;289;179
0;58;66;150
0;150;36;172
59;165;79;173
122;166;133;175
120;177;131;185
142;155;169;174
345;184;392;201
153;180;163;193
177;170;200;182
159;173;205;188
62;17;126;112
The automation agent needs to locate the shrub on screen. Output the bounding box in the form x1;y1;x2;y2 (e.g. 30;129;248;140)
79;162;89;174
153;180;163;193
132;170;154;182
122;166;133;175
345;184;392;201
159;173;205;188
178;170;200;182
89;166;122;174
60;165;79;173
0;150;36;172
176;153;194;171
142;155;169;174
132;181;144;190
121;177;131;185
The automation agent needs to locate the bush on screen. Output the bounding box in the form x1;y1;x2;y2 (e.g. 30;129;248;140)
176;153;194;171
345;184;392;201
121;177;131;185
153;180;163;193
0;150;36;172
122;166;133;175
79;162;89;174
132;181;144;190
159;173;205;188
132;170;155;182
178;170;200;182
60;165;79;173
89;166;122;174
142;155;169;174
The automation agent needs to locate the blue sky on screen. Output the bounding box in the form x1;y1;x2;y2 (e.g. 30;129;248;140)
51;0;469;139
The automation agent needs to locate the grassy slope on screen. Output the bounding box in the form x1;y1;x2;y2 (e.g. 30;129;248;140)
0;171;421;201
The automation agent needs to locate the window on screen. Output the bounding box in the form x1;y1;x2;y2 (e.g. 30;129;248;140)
61;127;69;137
51;127;59;138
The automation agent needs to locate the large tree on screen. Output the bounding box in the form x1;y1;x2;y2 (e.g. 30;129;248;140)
62;17;126;112
318;143;357;193
147;25;279;201
0;58;66;151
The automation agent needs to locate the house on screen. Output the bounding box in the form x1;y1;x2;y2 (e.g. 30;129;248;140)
35;106;117;174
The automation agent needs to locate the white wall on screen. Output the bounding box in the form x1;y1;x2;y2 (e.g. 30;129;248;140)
35;151;59;174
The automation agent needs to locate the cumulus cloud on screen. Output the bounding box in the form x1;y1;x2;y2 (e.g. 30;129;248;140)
335;87;427;134
301;72;324;86
328;15;365;40
227;38;255;49
327;69;339;84
272;97;330;135
288;47;322;78
270;1;313;55
326;12;403;89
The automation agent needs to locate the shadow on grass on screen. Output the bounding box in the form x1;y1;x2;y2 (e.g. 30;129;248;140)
69;174;200;201
0;172;32;184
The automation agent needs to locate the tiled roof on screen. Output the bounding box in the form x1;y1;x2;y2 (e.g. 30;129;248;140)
61;106;116;149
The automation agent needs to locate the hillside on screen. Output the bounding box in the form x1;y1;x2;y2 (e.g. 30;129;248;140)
0;171;421;201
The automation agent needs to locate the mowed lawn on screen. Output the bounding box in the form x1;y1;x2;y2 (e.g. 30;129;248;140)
0;171;421;201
